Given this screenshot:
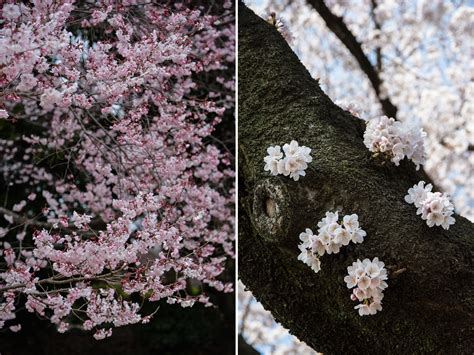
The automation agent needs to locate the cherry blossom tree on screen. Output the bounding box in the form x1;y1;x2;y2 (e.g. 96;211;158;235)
0;0;235;342
248;0;473;221
238;1;473;353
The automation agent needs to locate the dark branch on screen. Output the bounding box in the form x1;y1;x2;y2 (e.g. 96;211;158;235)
305;0;398;118
0;207;51;229
370;0;383;72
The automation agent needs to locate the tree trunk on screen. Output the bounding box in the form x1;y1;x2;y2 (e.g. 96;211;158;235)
237;3;473;354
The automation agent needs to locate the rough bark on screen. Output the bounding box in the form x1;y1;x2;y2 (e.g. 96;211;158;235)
238;3;473;354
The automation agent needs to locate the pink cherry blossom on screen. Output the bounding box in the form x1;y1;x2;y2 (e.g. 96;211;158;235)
0;1;234;339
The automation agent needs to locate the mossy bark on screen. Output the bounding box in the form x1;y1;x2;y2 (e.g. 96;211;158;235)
238;3;473;354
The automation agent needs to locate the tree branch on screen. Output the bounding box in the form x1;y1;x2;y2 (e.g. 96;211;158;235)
0;266;126;293
238;2;473;354
0;207;51;229
304;0;398;118
369;0;383;72
0;206;100;236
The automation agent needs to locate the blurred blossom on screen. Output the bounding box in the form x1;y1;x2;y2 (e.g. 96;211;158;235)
238;281;320;354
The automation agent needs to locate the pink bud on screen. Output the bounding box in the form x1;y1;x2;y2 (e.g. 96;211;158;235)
59;216;69;228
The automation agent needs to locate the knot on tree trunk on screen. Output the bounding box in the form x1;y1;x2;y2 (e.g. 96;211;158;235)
252;178;291;242
250;173;338;247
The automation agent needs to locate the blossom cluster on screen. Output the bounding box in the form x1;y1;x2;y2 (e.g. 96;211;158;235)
264;12;293;43
264;140;312;181
335;99;364;118
297;212;366;273
405;181;456;230
344;258;388;316
363;116;426;170
0;0;234;339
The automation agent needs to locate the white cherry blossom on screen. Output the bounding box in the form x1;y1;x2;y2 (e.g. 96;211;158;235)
264;145;284;175
263;140;312;181
345;258;388;316
405;181;456;230
404;180;433;207
363;115;426;170
297;212;366;273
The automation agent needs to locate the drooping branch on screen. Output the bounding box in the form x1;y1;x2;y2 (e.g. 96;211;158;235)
0;266;126;293
0;206;102;236
0;207;51;229
238;2;473;354
303;0;398;118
